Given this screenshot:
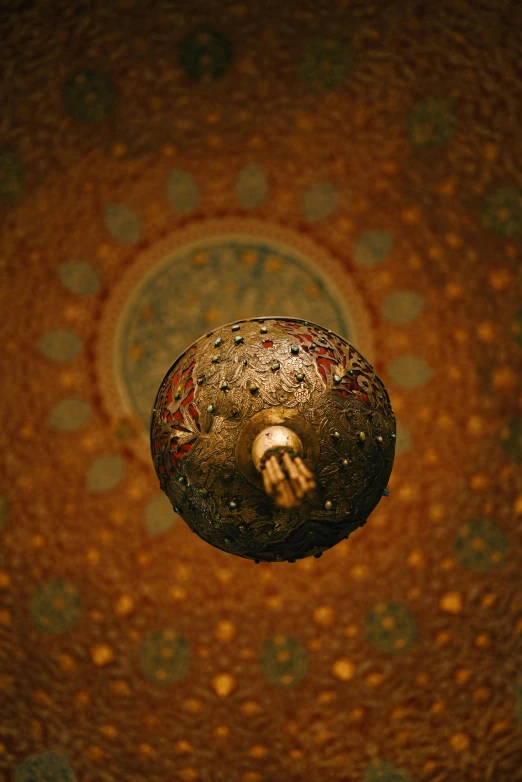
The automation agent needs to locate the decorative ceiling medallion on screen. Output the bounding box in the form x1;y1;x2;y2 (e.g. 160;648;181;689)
97;219;373;461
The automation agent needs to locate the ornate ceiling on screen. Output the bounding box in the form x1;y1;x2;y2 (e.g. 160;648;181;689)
1;1;521;781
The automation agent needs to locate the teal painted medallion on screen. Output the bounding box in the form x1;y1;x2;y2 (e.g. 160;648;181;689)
365;601;417;654
0;148;24;199
407;97;456;149
481;187;522;239
501;416;522;464
364;759;414;782
31;579;82;634
63;69;115;124
455;518;508;572
140;628;190;685
15;751;76;782
260;634;308;688
179;28;232;82
299;38;351;93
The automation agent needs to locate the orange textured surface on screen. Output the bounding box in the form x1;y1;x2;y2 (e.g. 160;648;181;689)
1;1;522;781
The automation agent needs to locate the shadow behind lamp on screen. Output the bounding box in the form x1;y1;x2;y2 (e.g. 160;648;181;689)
151;318;395;562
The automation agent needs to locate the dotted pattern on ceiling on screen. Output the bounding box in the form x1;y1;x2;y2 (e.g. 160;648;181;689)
1;0;522;781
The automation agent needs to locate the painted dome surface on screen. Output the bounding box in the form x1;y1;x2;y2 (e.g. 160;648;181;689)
1;1;520;779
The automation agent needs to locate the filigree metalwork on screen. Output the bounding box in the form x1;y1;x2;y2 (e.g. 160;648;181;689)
151;317;395;562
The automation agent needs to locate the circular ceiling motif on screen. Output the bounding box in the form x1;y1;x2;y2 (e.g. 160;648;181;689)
3;3;521;778
179;27;233;82
31;580;83;635
97;219;373;456
139;628;190;685
260;634;309;689
63;69;116;124
481;186;522;239
14;751;76;782
57;260;100;296
455;518;508;572
364;601;418;655
0;148;24;200
407;96;457;149
299;38;351;93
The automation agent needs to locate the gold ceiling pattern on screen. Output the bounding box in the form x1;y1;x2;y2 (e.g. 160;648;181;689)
1;1;522;781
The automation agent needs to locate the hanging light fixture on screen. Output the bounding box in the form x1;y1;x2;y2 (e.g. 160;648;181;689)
151;318;395;562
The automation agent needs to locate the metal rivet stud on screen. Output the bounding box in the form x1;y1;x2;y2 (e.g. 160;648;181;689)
341;459;349;468
232;324;240;331
249;383;258;394
324;500;332;510
242;359;248;365
214;337;223;347
391;433;396;439
332;431;341;440
178;476;186;484
333;374;341;384
296;372;304;382
271;361;280;371
207;404;214;414
260;326;268;334
234;335;243;344
211;356;220;364
220;381;229;390
358;431;366;442
174;391;181;399
376;435;383;443
229;501;237;510
291;345;299;354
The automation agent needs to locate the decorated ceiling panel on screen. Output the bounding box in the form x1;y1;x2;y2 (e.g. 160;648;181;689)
1;1;522;781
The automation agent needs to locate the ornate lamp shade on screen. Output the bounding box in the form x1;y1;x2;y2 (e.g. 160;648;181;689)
151;317;395;562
